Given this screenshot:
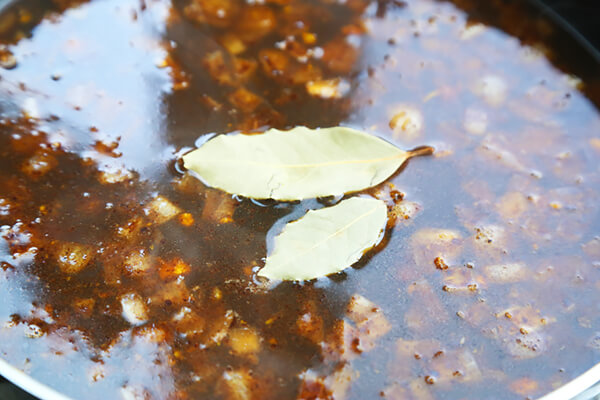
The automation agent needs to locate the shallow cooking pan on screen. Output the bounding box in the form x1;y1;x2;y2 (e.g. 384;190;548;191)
0;0;599;399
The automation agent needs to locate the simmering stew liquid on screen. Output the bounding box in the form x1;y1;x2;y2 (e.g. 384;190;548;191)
0;0;599;399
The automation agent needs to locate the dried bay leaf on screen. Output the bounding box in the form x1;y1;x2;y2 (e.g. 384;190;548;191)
257;197;387;281
183;126;433;200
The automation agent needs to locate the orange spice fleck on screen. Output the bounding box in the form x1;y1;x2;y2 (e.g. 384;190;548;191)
158;258;191;280
302;32;317;45
179;213;194;226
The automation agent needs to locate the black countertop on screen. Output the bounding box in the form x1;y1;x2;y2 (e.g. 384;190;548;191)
0;377;37;400
530;0;600;57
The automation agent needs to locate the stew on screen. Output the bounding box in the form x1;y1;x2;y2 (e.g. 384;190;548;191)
0;0;599;399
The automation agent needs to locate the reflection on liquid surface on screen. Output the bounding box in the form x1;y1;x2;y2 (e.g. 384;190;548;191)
0;0;599;399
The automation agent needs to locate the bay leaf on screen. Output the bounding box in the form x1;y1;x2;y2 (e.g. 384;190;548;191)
183;126;433;200
257;197;387;281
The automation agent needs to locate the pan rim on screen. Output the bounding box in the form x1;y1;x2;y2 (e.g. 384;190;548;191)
0;357;73;400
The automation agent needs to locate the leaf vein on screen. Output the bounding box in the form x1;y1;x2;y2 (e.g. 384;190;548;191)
204;152;405;169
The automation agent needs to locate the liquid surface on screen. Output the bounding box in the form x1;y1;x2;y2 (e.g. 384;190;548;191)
0;0;599;399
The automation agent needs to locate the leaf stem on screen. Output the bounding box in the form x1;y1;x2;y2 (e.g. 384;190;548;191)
407;145;435;158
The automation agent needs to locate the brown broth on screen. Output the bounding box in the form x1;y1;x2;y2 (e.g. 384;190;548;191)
0;0;599;399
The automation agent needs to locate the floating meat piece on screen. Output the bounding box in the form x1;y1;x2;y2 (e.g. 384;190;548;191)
388;106;424;141
144;196;181;224
227;326;261;357
218;369;255;400
123;249;153;276
184;0;240;28
298;363;355;400
306;78;350;99
323;295;391;361
21;151;57;178
259;49;322;85
235;6;276;44
321;37;358;74
219;33;246;55
73;298;95;317
484;262;527;283
228;87;263;113
202;188;237;224
56;241;94;274
120;293;148;326
204;50;236;86
496;191;529;221
173;306;205;338
151;279;190;306
296;301;324;344
410;228;463;268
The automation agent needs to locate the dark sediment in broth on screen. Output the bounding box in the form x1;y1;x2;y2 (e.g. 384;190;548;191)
0;0;599;399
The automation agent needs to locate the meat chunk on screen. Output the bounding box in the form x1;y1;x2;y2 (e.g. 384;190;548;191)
396;338;440;367
218;369;255;400
471;224;507;260
97;168;134;184
21;151;57;178
56;241;94;274
151;280;190;306
73;298;95;317
380;383;410;400
463;107;488;135
395;338;482;386
203;50;236;86
306;78;350;99
202;189;237;224
144;196;181;224
505;331;547;359
388;106;424;140
120;385;150;400
322;295;391;361
404;280;449;331
219;33;246;55
472;74;507;106
583;237;600;260
428;349;482;385
442;268;484;294
509;377;539;397
173;306;205;338
120;293;148;326
347;295;388;329
321;36;359;74
123;249;153;276
346;295;391;352
483;305;552;359
484;262;527;283
478;137;529;173
207;309;237;345
184;0;240;28
410;228;463;268
133;325;167;343
296;301;324;344
116;216;145;240
233;57;258;82
259;49;322;85
298;363;355;400
389;201;421;226
228;327;261;357
497;191;529;221
235;6;276;44
228;87;263;113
